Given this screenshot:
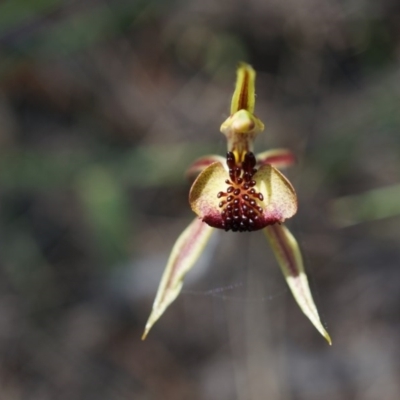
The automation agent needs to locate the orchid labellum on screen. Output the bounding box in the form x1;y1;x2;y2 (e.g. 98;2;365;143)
142;63;331;344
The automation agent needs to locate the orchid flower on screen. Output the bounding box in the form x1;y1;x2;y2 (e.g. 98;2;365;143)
142;63;331;344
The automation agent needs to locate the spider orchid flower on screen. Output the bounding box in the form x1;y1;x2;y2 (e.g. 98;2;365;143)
142;63;331;344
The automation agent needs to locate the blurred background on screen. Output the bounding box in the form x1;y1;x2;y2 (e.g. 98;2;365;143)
1;0;400;399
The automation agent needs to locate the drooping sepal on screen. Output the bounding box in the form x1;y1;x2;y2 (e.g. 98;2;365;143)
256;148;296;169
263;224;332;344
142;218;214;339
186;154;225;180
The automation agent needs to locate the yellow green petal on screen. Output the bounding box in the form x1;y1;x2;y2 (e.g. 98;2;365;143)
254;164;298;223
256;148;296;169
231;62;256;114
190;161;297;230
186;154;225;180
264;224;332;344
142;218;214;340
